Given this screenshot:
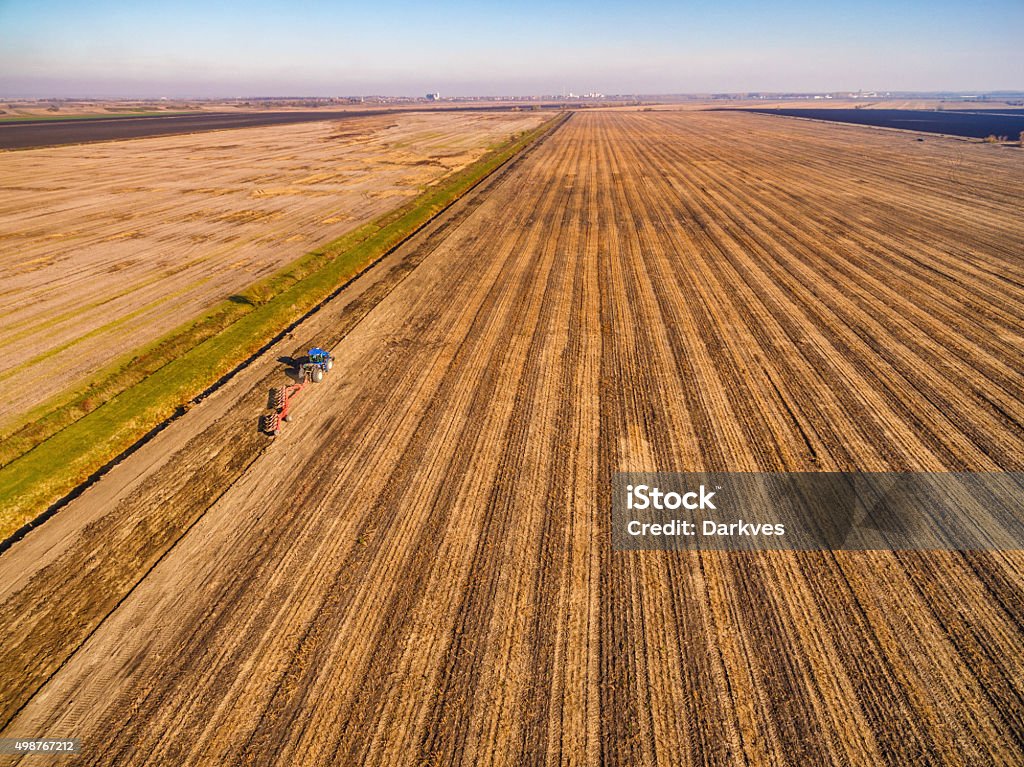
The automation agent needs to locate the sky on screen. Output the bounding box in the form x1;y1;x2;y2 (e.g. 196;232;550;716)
0;0;1021;98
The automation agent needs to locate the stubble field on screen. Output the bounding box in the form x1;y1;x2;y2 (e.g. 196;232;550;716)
1;110;1023;765
0;110;546;431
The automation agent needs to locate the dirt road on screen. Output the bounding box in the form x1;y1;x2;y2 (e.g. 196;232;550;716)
1;110;1023;765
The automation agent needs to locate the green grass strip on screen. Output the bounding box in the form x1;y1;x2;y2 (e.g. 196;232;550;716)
0;113;567;538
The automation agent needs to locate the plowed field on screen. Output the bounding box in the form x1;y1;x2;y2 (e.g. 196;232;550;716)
1;110;1023;765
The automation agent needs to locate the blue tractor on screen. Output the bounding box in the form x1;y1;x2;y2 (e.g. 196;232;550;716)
301;347;334;383
264;346;334;435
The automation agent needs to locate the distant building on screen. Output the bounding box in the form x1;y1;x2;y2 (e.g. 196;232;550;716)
426;92;440;101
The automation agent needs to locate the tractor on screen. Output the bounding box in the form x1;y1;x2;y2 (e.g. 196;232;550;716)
262;346;334;436
299;346;334;383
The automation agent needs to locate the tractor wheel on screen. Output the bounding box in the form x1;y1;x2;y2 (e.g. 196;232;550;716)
312;368;324;383
326;357;334;371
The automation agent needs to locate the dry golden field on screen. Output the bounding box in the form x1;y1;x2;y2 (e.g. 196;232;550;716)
0;110;546;430
1;110;1023;765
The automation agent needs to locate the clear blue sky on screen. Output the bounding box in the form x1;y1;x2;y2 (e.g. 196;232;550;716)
1;0;1020;97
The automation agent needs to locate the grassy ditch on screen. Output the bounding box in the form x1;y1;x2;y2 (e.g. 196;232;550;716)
0;113;568;540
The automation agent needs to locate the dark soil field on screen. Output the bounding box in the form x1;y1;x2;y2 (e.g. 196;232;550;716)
736;107;1024;138
1;109;1023;765
0;110;399;149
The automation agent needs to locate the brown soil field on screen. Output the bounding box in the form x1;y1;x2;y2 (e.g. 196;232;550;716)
0;110;546;432
1;110;1023;765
